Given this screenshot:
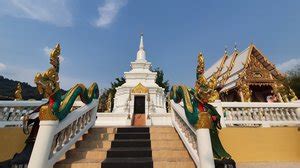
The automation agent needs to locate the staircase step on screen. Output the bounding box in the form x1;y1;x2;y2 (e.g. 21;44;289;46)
114;132;150;139
152;149;190;159
150;132;180;140
117;127;149;133
111;139;151;148
83;133;115;141
107;147;152;158
89;127;117;134
151;140;185;149
66;148;107;160
55;158;103;168
83;132;179;141
76;140;111;149
150;127;176;133
101;157;153;168
153;157;195;168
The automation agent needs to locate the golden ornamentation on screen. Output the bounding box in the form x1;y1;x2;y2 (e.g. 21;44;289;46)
15;83;22;100
106;92;112;112
207;73;219;102
289;88;298;101
34;44;61;120
39;105;58;120
35;44;61;98
220;51;239;86
131;83;149;94
195;112;212;129
239;83;251;102
194;53;219;103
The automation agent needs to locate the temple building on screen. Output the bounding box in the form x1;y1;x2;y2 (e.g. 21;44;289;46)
112;34;167;125
204;44;298;102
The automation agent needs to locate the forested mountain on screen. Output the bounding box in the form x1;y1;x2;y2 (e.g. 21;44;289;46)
0;75;43;100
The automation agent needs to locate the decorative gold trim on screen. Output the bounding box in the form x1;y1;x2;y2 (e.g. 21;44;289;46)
39;105;58;120
195;112;212;129
131;83;149;94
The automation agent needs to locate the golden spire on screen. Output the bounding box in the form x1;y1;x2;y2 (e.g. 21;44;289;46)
15;83;22;100
234;42;238;52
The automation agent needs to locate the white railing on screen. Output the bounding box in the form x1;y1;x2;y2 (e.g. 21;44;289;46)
0;100;46;127
211;100;300;127
171;100;215;168
28;99;98;168
0;100;84;128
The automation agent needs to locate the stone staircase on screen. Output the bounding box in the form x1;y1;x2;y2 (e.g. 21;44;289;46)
55;127;195;168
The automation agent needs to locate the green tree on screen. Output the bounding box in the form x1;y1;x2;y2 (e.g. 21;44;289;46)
98;77;125;112
286;65;300;97
153;67;170;94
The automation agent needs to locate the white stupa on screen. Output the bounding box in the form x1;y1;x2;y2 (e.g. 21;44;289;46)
112;34;167;117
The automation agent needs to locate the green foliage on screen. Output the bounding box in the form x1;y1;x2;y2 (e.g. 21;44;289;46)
286;65;300;97
98;77;126;112
152;67;170;94
0;75;43;100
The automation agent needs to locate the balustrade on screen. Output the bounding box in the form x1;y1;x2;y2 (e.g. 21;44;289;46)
28;100;98;168
211;100;300;127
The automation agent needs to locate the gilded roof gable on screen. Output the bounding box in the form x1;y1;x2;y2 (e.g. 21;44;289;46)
131;83;149;93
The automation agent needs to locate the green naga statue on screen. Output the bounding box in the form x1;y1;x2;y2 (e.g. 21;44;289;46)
170;52;233;162
0;44;99;167
34;44;99;121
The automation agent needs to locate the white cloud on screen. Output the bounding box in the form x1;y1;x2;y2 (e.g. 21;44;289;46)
43;46;51;56
0;62;7;71
43;46;65;62
93;0;127;28
0;0;72;27
277;58;300;72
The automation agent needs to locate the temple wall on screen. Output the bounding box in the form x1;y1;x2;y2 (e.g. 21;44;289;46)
0;127;28;161
219;127;300;163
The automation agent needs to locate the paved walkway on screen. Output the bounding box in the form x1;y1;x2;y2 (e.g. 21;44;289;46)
238;162;300;168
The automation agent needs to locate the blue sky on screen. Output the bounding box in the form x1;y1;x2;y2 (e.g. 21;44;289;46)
0;0;300;90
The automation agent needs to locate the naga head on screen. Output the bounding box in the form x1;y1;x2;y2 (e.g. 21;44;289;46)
194;53;219;103
35;44;61;98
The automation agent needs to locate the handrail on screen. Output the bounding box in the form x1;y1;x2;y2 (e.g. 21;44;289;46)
28;99;98;168
0;100;46;127
171;100;216;168
0;100;84;128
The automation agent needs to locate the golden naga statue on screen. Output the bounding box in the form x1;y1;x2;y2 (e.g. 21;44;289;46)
15;83;23;100
35;44;60;98
289;88;298;101
170;52;233;161
33;44;99;121
194;52;219;103
240;83;251;102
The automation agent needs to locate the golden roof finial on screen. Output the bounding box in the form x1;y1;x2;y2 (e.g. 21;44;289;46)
224;45;228;55
15;83;22;100
234;42;238;52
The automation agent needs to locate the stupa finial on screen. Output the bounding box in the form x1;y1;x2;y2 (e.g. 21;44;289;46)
139;33;144;49
136;33;146;61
